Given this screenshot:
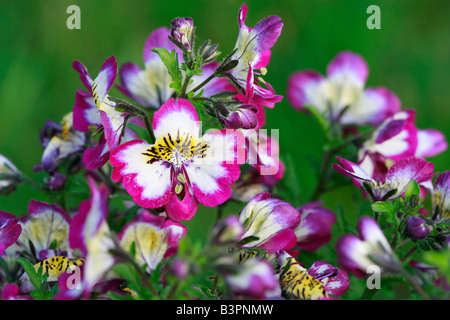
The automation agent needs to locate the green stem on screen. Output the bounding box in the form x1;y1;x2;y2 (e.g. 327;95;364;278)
400;246;417;262
402;271;430;300
180;74;193;98
191;73;216;94
309;148;334;201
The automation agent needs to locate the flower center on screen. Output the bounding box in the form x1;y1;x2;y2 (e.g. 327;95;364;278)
142;131;208;167
280;257;328;300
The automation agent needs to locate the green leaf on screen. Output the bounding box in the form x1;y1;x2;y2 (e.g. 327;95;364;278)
404;180;420;202
372;201;391;213
17;257;42;291
151;48;181;91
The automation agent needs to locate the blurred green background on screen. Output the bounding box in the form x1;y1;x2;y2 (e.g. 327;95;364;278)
0;0;449;298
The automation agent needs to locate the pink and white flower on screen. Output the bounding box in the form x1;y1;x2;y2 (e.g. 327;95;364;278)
237;193;301;252
118;210;187;273
432;171;450;221
224;257;278;300
293;202;336;252
336;217;400;278
333;156;435;202
278;251;349;300
111;98;245;221
69;176;115;296
288;51;401;126
73;56;139;170
227;3;283;109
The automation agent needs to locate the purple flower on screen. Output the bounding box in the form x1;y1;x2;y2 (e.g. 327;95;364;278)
1;283;32;300
432;171;450;221
288;51;401;126
336;217;400;278
224;257;278;299
170;18;194;52
210;215;245;245
227;3;283;109
0;211;22;256
333;156;435;202
278;251;349;300
294;202;336;252
218;103;259;130
406;216;433;240
48;172;67;191
238;193;301;252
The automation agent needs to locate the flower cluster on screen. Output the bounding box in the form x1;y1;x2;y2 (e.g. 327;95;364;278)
0;3;448;301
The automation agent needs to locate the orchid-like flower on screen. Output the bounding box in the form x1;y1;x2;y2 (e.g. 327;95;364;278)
357;110;447;180
237;193;301;252
0;154;22;194
336;217;400;278
69;176;115;296
16;200;71;260
0;211;22;256
288;51;401;126
333;156;435;202
118;210;187;273
37;113;86;174
227;3;283;109
278;251;349;300
432;171;450;221
111;98;245;221
223;257;279;300
293;202;336;252
73;56;139;170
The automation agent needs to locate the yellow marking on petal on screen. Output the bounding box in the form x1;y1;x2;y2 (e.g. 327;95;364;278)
142;131;208;167
280;257;328;300
34;256;85;282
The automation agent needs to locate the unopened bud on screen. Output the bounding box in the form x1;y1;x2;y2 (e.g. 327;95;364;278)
218;104;258;130
170;17;194;52
406;216;433;240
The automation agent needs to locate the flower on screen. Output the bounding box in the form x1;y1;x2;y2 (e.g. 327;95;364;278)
432;171;450;220
111;98;245;221
1;283;32;300
16;200;71;260
73;56;138;170
227;3;283;109
357;110;447;180
224;257;278;299
278;251;349;300
333;156;435;202
118;210;187;273
336;217;400;278
218;103;259;130
237;193;301;252
69;176;115;296
0;154;22;194
210;215;245;245
0;211;22;256
170;18;195;52
406;216;433;240
293;202;336;252
288;51;401;126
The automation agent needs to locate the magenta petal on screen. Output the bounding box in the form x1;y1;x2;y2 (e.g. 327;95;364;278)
73;60;93;91
287;70;324;111
386;157;435;186
164;190;199;222
82;135;110;170
322;268;350;296
416;129;448;158
73;89;100;132
363;87;401;126
258;229;297;252
251;15;283;53
143;27;181;64
335;234;367;278
326;51;369;85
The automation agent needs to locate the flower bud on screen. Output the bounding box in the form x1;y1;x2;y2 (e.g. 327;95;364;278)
170;18;194;52
218;103;258;130
198;39;220;64
48;173;66;191
210;215;245;245
406;216;433;240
